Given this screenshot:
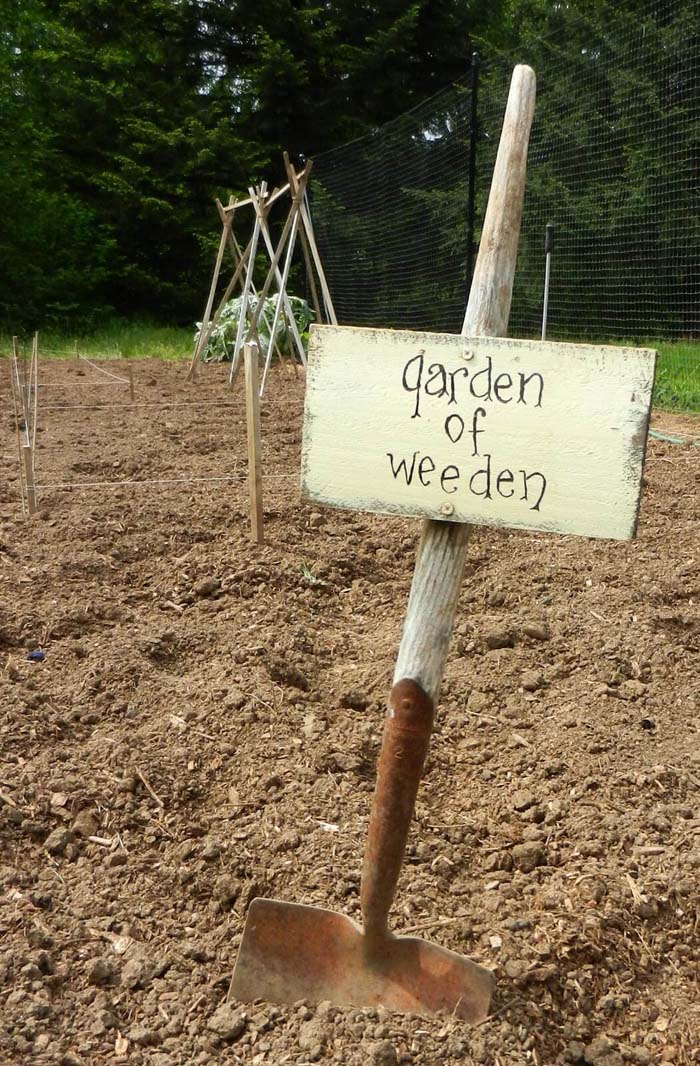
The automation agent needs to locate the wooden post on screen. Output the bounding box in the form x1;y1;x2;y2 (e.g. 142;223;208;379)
195;233;255;368
393;65;536;702
244;342;264;544
128;363;135;401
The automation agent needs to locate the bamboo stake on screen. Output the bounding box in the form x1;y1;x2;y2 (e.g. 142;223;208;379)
393;65;536;702
283;153;322;324
31;332;39;452
21;333;39;515
15;336;30;428
201;233;255;358
22;444;37;515
260;208;300;397
188;196;235;382
225;212;289;374
229;182;267;385
250;182;308;367
244;342;264;545
288;164;337;325
128;364;135;401
242;166;311;351
10;348;27;515
220;182;291;214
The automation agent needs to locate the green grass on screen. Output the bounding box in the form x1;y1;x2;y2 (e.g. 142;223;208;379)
4;323;700;413
652;340;700;412
3;320;194;362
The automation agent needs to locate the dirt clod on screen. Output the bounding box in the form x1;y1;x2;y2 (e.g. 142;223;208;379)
44;827;73;855
511;840;546;872
521;621;551;641
370;1040;399;1065
483;628;515;649
86;957;118;987
207;1004;247;1042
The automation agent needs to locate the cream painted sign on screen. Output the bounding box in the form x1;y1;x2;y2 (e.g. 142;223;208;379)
301;325;656;541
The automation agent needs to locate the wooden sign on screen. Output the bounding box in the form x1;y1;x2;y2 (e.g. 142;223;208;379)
301;325;656;541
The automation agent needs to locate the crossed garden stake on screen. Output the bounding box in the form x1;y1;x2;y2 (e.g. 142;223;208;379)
188;157;336;394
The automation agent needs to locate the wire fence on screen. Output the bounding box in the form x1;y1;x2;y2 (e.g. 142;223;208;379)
310;0;700;412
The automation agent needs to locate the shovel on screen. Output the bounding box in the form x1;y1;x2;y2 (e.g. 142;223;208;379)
231;678;494;1021
231;63;536;1023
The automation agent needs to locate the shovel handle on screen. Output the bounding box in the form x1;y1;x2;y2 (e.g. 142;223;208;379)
360;678;434;943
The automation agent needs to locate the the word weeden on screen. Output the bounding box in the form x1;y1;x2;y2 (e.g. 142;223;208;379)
389;346;547;513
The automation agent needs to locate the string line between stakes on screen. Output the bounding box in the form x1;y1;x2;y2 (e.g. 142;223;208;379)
36;381;130;389
33;474;298;490
32;399;301;411
77;354;130;383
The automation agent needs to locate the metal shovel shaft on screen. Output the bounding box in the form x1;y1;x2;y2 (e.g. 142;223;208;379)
361;679;434;943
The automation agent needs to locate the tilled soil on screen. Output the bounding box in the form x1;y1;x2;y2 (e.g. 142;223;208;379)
1;357;699;1066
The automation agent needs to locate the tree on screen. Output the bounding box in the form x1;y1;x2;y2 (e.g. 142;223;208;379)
0;0;510;330
1;0;266;328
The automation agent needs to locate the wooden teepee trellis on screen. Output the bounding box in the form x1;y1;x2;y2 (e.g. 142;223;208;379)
188;155;336;394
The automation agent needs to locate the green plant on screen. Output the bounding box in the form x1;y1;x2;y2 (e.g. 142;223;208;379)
196;295;313;362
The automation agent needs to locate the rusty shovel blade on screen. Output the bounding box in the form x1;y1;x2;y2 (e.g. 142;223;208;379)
230;898;494;1023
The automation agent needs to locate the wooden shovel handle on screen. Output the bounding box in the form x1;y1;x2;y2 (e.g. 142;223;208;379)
360;678;434;943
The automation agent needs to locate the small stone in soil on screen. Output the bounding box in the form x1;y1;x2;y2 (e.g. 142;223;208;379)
194;577;221;598
512;841;546;872
484;628;515;650
122;955;154;989
583;1036;623;1065
522;670;545;692
206;1004;247;1043
86;957;118;986
213;874;240;905
298;1019;328;1053
371;1040;399;1065
339;690;369;711
617;679;648;701
71;809;98;837
522;621;551;641
512;788;536;812
128;1022;161;1047
44;827;73;855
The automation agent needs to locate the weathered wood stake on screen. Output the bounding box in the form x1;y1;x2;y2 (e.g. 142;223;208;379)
188;196;234;382
393;64;536;701
22;445;37;515
244;342;264;544
10;345;27;514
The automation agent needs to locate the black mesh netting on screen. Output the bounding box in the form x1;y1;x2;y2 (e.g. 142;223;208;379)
309;0;700;408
